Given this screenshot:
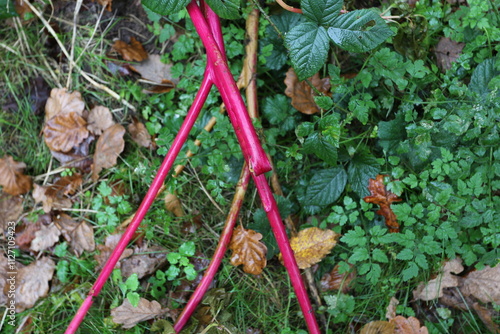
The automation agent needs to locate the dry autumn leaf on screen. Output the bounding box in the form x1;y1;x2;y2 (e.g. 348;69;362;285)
0;155;32;196
360;320;395;334
121;246;168;279
284;67;331;115
391;316;428;334
385;297;399;321
87;105;115;135
320;263;356;293
229;225;267;275
434;37;465;72
413;258;463;301
164;191;185;217
33;174;82;212
283;227;339;269
91;123;126;181
30;223;61;252
43;112;90;153
130;54;178;85
111;298;168;329
471;302;500;334
128;118;154;149
44;88;85;121
113;37;148;62
95;233;134;269
49;136;94;172
459;264;500;304
0;192;23;234
70;221;96;257
364;175;402;233
91;0;112;11
15;257;55;312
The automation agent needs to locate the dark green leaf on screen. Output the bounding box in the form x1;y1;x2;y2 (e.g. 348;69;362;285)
378;113;406;153
469;58;500;96
328;9;394;53
0;0;17;20
205;0;240;19
286;22;329;80
142;0;191;16
262;95;295;125
347;150;380;198
303;133;338;165
305;167;347;206
302;0;343;26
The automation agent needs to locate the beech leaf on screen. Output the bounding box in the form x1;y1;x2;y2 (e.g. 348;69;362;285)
229;225;267;275
87;105;115;135
128;118;154;149
413;258;463;301
44;88;85;121
0;155;32;196
92;124;126;180
0;192;23;234
364;174;402;233
459;264;500;304
15;257;55;312
284;67;331;114
113;37;148;62
320;263;356;293
43;112;89;153
30;223;61;252
111;298;168;329
391;316;429;334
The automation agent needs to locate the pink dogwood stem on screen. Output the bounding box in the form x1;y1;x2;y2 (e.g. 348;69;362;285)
64;72;214;334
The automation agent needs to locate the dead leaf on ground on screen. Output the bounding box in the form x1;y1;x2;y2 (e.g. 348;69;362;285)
282;227;339;269
364;175;402;233
15;257;55;312
284;67;331;115
14;0;32;20
43;112;89;153
360;320;395;334
94;233;134;269
70;221;95;256
33;174;82;212
128;118;154;149
164;191;185;217
0;192;23;234
386;297;399;321
113;37;148;62
45;88;85;121
111;298;169;329
30;223;61;252
49;136;94;172
87;106;115;135
15;216;45;251
91;123;126;181
130;54;178;85
91;0;112;11
434;37;465;72
459;264;500;304
320;263;356;293
471;302;500;334
229;225;267;275
413;258;463;301
121;246;168;279
0;155;32;196
391;316;428;334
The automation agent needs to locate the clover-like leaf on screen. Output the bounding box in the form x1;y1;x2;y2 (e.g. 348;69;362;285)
229;225;267;275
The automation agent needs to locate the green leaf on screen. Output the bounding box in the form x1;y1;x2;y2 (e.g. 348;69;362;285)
0;0;17;20
125;274;140;291
303;133;338;165
347;150;380;198
366;263;381;284
126;291;140;307
285;22;329;80
305;167;347;206
396;248;414;260
371;248;388;263
348;93;376;124
341;226;367;247
302;0;343;26
179;241;195;257
348;247;369;263
469;58;500;96
402;262;419;281
205;0;240;19
142;0;191;16
314;96;334;110
378;113;406;153
328;9;394;53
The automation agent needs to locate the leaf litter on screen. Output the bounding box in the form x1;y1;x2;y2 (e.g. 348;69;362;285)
284;67;331;115
111;298;171;329
364;175;402;233
0;155;32;196
229;225;267;275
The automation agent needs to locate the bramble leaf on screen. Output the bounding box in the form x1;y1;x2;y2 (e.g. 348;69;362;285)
303;133;338;165
305;167;347;206
302;0;342;26
142;0;190;16
348;151;380;198
205;0;240;19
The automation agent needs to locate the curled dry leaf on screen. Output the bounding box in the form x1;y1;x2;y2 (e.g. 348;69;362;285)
121;246;168;279
128;118;154;149
15;257;55;312
385;297;399;321
320;263;356;293
113;37;148;62
413;258;463;301
459;264;500;304
0;192;23;234
391;316;428;334
0;155;32;196
91;124;126;181
229;225;267;275
360;321;395;334
130;54;179;85
364;175;402;233
283;227;339;269
33;174;82;212
30;223;61;252
434;37;465;72
94;233;134;269
284;67;331;115
164;192;185;217
87;106;115;135
43;112;89;153
111;298;169;329
45;88;85;121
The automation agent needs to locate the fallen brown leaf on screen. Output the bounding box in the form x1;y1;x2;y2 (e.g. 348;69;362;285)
94;233;134;269
0;192;23;234
0;155;32;196
164;192;185;217
33;174;82;212
15;257;55;312
320;263;356;293
15;216;44;251
121;246;168;279
14;0;32;20
128;118;154;149
44;88;85;121
364;175;402;233
391;316;428;334
70;221;96;257
54;212;78;241
91;123;126;181
229;225;267;275
91;0;112;11
87;105;115;135
360;320;395;334
435;37;465;72
30;223;61;252
385;297;399;321
113;37;148;62
43;112;89;153
284;67;331;115
413;258;463;301
49;136;94;172
283;227;339;269
111;298;169;329
472;302;500;334
130;54;178;85
459;264;500;304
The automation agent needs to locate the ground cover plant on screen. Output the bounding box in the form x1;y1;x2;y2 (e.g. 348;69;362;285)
0;0;499;333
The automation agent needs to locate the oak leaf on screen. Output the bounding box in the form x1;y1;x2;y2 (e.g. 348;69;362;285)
0;155;32;196
91;124;126;180
87;105;115;135
320;263;356;293
43;112;89;153
113;37;148;62
128;118;154;149
391;316;428;334
15;257;55;312
30;223;61;252
229;225;267;275
459;264;500;304
413;258;463;301
284;67;331;115
70;221;96;257
0;192;23;234
44;88;85;121
364;175;402;233
284;227;339;269
111;298;169;329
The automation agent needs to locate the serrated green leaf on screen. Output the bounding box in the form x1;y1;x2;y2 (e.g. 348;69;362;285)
414;253;428;269
286;22;329;80
126;291;141;307
469;58;500;96
402;262;419;281
348;93;376;124
302;0;343;26
378;113;406;153
366;263;381;284
142;0;191;16
371;248;388;263
328;9;394;53
396;248;414;260
348;247;369;263
303;133;338;165
347;150;380;198
204;0;240;19
340;226;367;247
314;96;334;110
305;167;347;206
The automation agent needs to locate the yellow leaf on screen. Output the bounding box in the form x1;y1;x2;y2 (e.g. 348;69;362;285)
229;225;267;275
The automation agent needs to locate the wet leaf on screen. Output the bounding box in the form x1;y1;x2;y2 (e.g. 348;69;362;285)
360;320;395;334
91;124;126;181
364;175;402;233
459;264;500;304
0;192;23;234
413;258;463;301
320;263;356;293
43;112;89;153
30;223;61;252
164;192;185;217
128;118;154;149
284;227;339;269
15;257;55;312
284;67;330;115
434;37;464;72
391;316;428;334
111;298;168;329
113;37;148;62
229;225;267;275
121;246;168;279
87;105;115;135
0;155;32;196
44;88;85;121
